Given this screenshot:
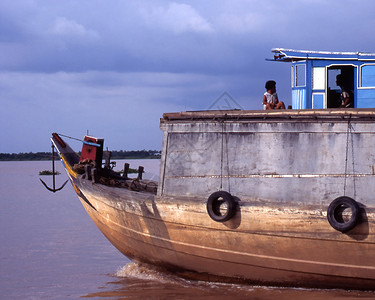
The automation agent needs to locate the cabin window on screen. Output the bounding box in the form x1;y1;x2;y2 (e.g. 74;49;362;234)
361;65;375;87
313;67;325;90
295;64;306;87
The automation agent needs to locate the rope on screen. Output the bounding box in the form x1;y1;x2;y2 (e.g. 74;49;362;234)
344;115;352;196
219;115;230;192
57;133;100;147
225;125;231;193
220;120;224;190
57;133;83;142
350;119;356;197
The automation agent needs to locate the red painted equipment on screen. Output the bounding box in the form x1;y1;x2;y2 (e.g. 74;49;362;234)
80;136;104;168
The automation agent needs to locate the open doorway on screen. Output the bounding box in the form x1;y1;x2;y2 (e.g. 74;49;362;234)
327;66;355;108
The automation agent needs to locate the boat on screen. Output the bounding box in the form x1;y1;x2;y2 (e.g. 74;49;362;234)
50;49;375;290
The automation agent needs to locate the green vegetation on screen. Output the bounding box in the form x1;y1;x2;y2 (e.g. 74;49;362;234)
0;150;161;161
0;152;52;161
39;170;61;175
111;150;161;160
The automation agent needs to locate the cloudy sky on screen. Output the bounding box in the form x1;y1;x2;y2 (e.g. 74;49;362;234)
1;0;375;153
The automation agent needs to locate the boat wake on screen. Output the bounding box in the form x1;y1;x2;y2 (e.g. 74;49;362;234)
112;262;238;298
112;262;375;299
115;262;191;285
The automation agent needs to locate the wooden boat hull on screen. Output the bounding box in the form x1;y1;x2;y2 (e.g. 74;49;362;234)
69;175;375;290
53;109;375;290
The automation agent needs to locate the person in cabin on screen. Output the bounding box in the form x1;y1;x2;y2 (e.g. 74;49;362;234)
336;74;354;108
262;80;285;110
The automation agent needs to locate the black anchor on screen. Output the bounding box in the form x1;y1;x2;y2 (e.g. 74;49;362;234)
40;143;68;193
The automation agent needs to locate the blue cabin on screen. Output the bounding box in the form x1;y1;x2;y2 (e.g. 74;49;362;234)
271;48;375;109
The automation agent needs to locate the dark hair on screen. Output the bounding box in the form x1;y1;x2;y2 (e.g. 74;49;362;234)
336;74;347;86
265;80;276;90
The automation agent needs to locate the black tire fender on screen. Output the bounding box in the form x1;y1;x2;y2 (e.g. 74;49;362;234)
327;196;360;233
207;191;236;222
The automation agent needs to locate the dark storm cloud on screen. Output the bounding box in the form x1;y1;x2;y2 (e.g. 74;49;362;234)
0;1;267;73
0;1;372;72
1;0;375;152
2;0;375;74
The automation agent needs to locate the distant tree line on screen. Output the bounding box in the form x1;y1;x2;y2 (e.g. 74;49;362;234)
0;152;52;161
0;150;161;161
110;150;161;159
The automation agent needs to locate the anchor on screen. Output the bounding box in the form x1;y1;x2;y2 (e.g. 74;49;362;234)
40;143;68;193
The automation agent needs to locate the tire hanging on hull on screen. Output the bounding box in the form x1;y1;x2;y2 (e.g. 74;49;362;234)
207;191;236;222
327;196;360;232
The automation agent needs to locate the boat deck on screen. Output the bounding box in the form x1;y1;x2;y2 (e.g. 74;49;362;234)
162;108;375;123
